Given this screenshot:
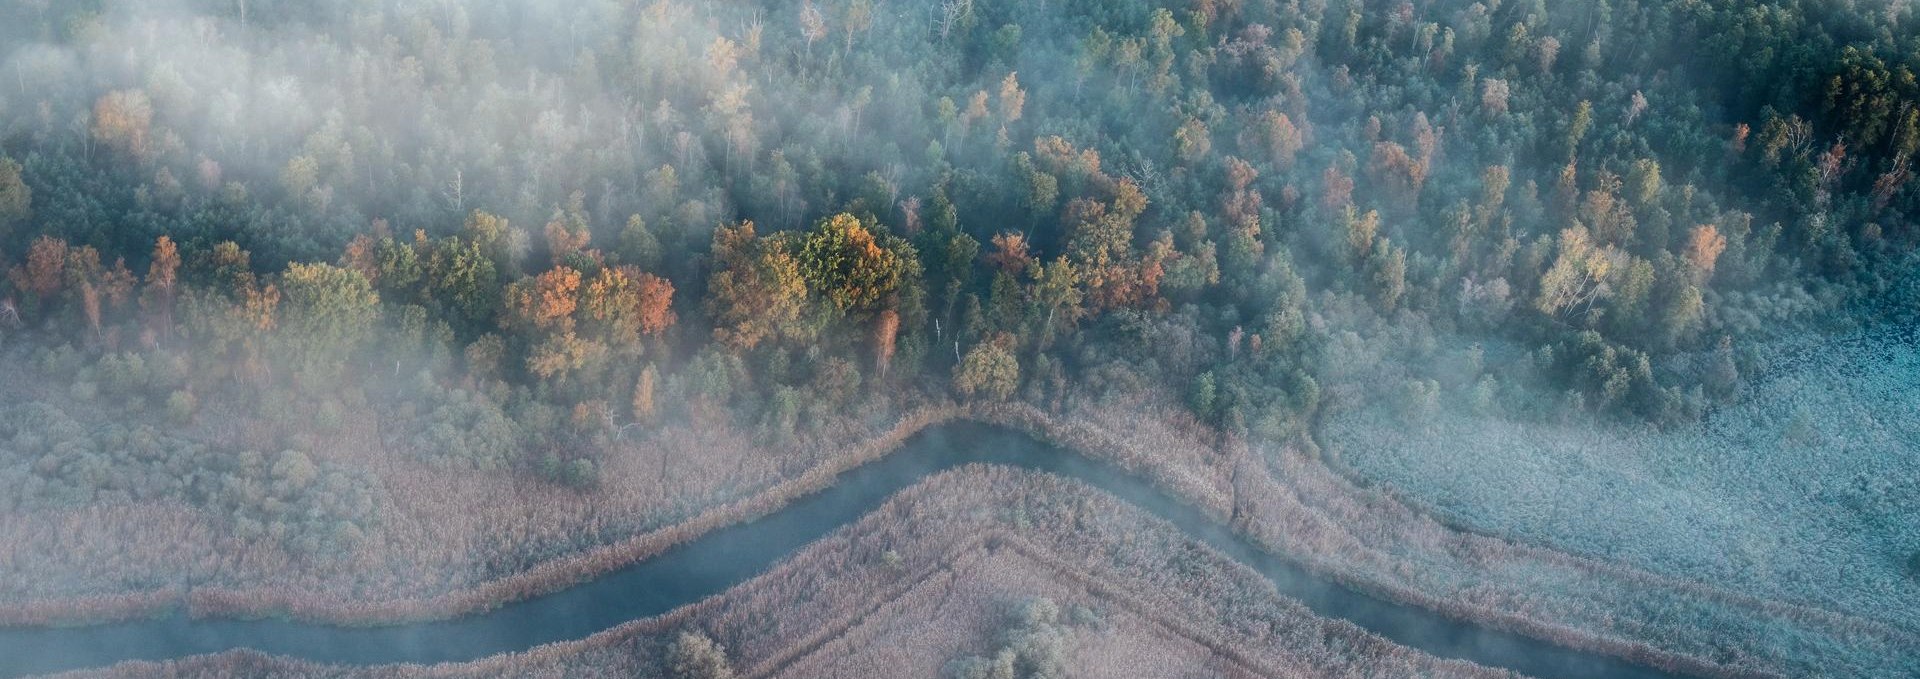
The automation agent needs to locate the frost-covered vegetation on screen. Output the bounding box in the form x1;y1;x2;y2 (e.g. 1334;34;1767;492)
0;400;379;557
55;468;1512;679
2;0;1919;674
1328;327;1920;630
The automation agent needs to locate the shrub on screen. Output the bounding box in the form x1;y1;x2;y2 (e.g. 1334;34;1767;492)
946;597;1073;679
165;390;197;424
315;400;344;432
666;631;736;679
410;388;519;470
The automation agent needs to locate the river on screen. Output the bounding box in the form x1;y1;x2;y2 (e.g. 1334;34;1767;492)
0;422;1693;679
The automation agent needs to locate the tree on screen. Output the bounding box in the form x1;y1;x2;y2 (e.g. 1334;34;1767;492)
632;363;659;422
1536;227;1618;319
1481;78;1511;116
0;156;29;240
1342;205;1379;261
1661;278;1705;346
873;308;900;377
1175;118;1211;164
92;90;153;158
1684;224;1727;279
14;236;67;303
544;202;592;266
618;215;661;270
463;210;517;275
998;72;1025;123
1256;110;1304;170
795;213;913;314
527;331;606;381
1029;258;1084;346
425;238;501;324
667;631;737;679
1705;336;1741;401
1565;100;1592;157
954;339;1018;400
277;263;380;372
707;221;807;351
579;265;675;348
1626;159;1664;213
799;2;827;56
1188;371;1217;420
987;232;1033;276
504;267;582;334
1369;239;1408;314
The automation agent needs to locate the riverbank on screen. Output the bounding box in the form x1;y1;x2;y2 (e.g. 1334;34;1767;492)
4;402;1913;677
42;467;1518;679
1322;329;1920;635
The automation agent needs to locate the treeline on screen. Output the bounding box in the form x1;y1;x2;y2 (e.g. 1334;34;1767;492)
1;0;1916;496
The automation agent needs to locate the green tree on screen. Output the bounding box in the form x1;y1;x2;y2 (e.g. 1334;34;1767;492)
424;238;501;325
954;339;1019;400
0;156;29;240
618;215;662;271
277;263;380;373
795;213;915;315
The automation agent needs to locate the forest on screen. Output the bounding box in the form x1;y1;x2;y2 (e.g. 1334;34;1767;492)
4;0;1915;498
0;0;1917;677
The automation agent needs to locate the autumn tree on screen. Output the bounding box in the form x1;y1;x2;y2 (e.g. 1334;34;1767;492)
1536;227;1620;319
632;363;659;422
527;331;607;382
1684;224;1727;279
997;72;1026;123
873;308;900;377
707;221;806;351
1220;158;1264;274
795;213;915;315
544;197;594;266
13;236;68;304
1342;205;1380;262
1175;118;1212;164
463;210;519;275
504;267;582;334
579;265;675;351
986;232;1033;276
92;90;154;159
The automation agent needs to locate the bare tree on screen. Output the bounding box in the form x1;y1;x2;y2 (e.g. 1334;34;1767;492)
939;0;973;41
799;2;826;57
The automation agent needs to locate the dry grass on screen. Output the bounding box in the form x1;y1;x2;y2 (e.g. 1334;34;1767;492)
8;393;1913;677
52;466;1512;679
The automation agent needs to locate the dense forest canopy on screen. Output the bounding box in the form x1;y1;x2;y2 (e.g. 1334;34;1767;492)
0;0;1917;503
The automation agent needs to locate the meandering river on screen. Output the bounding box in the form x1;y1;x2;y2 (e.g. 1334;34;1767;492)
1;423;1692;679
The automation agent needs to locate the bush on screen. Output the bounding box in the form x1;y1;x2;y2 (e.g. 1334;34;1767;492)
666;631;736;679
166;390;197;424
0;401;379;557
315;400;344;432
410;388;519;470
946;597;1073;679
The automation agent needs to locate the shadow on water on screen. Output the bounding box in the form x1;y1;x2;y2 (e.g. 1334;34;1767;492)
1;423;1694;679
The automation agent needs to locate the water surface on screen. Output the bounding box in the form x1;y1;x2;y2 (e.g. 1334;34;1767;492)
1;423;1694;679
